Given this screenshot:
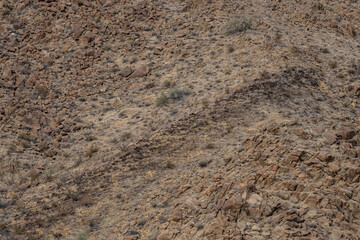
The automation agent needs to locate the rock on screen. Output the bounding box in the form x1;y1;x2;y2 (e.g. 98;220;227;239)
337;128;356;140
327;162;340;175
0;182;7;193
119;66;133;77
125;230;139;240
154;48;162;55
129;65;149;78
2;66;12;78
292;128;308;139
13;235;28;240
44;149;57;157
347;166;360;182
171;209;182;222
323;132;338;145
222;194;243;211
43;53;54;66
102;0;114;7
73;25;84;39
251;225;261;232
246;193;262;208
204;219;225;237
156;230;171;240
28;168;41;181
79;31;94;45
353;84;360;97
285;150;304;165
316;152;334;162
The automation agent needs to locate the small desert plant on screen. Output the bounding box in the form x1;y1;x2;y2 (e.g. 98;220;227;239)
227;45;235;53
168;88;191;100
72;227;91;240
145;82;155;89
329;61;337;69
85;135;96;142
224;18;252;35
156;88;191;107
85;146;99;158
155;93;168;107
166;160;175;169
320;48;330;53
74;232;87;240
199;161;208;168
163;80;176;88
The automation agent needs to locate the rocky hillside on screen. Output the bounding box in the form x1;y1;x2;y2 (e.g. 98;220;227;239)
0;0;359;239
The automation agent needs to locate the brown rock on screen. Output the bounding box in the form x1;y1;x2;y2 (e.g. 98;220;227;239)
293;128;308;139
323;132;338;145
327;162;340;175
171;209;182;222
156;230;171;240
285;150;304;165
79;31;94;45
154;48;162;55
0;182;7;193
44;149;57;157
338;128;356;140
353;84;360;97
125;230;139;240
246;193;262;208
43;53;54;66
317;152;334;162
129;65;149;78
73;25;84;39
119;66;133;77
28;168;41;181
347;166;360;182
2;66;12;78
222;194;243;211
102;0;114;6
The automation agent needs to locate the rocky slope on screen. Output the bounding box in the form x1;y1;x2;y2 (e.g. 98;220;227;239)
0;0;359;239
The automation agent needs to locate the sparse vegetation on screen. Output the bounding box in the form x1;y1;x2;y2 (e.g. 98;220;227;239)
227;45;235;53
145;82;155;89
74;232;87;240
329;61;337;69
166;160;175;169
320;48;330;53
155;88;191;107
199;161;208;168
224;18;252;35
85;146;99;158
85;135;96;142
168;88;191;100
156;93;168;107
3;1;360;239
163;80;176;88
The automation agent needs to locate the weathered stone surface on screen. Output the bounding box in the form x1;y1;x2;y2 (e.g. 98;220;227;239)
323;133;338;145
129;65;150;78
73;25;84;39
222;194;243;211
119;66;133;77
338;128;356;140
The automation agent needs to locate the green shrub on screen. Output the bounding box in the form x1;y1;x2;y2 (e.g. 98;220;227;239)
224;18;252;35
168;88;191;100
156;88;191;107
155;93;168;107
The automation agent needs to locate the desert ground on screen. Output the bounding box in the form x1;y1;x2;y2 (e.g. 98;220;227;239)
0;0;359;239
